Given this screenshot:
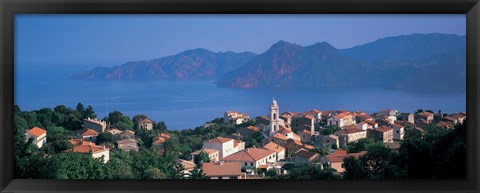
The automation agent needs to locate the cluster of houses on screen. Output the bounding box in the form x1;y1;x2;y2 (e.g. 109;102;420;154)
25;117;170;164
24;99;466;179
195;99;467;179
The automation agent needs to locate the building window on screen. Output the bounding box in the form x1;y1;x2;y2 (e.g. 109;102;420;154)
251;163;253;166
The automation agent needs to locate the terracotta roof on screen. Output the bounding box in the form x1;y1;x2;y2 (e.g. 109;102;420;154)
202;162;242;177
333;150;347;155
335;128;366;135
326;151;366;163
27;127;47;137
160;133;171;139
116;138;138;144
304;114;315;120
121;130;135;135
78;128;99;136
419;112;433;117
277;125;293;134
365;120;377;125
289;138;303;146
246;126;260;132
233;140;244;148
153;136;166;145
177;159;196;170
358;121;367;125
72;142;108;154
203;148;219;155
376;126;393;133
295;149;318;159
68;138;83;147
334;112;350;119
263;142;285;153
344;124;358;130
304;144;315;150
221;148;275;162
207;137;234;144
273;133;287;141
392;124;404;128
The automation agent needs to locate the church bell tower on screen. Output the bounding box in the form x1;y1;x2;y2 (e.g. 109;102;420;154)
270;98;280;135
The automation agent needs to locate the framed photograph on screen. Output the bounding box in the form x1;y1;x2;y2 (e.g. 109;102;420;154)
1;0;479;192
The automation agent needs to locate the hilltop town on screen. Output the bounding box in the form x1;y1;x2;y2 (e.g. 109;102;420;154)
17;99;466;179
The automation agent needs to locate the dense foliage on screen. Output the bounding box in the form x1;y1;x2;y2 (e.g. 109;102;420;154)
343;122;467;179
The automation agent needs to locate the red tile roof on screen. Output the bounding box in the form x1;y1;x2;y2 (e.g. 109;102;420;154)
72;142;108;154
376;126;393;133
116;138;138;145
153;136;166;145
246;126;260;132
160;133;171;139
333;150;347;155
335;112;350;119
27;127;47;137
78;128;99;136
263;142;285;153
392;123;404;128
208;137;234;144
295;149;318;159
273;133;287;141
419;112;433;117
202;162;242;177
68;138;83;147
304;114;315;120
221;148;275;162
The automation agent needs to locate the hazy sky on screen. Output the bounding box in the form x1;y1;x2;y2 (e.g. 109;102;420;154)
15;14;465;70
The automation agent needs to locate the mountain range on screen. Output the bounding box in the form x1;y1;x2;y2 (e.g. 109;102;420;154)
72;49;257;81
73;33;466;92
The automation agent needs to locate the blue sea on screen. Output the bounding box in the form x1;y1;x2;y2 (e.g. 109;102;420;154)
15;65;466;130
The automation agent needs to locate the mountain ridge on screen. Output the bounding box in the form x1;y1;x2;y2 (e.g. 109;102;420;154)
73;33;466;92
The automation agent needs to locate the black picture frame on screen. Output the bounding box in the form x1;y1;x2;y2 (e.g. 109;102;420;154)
1;0;479;192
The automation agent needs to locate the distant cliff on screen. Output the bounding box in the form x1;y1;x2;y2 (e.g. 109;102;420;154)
72;49;257;81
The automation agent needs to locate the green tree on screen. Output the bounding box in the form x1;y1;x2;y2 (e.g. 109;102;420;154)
343;155;369;179
346;138;377;153
84;105;97;119
96;132;115;145
76;103;85;117
107;111;134;130
321;125;341;135
105;158;134;179
188;169;207;179
144;168;167;179
194;151;210;165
